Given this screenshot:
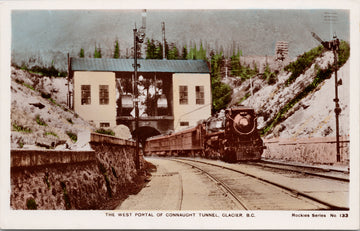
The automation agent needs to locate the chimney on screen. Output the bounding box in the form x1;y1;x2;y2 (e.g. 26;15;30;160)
162;22;166;60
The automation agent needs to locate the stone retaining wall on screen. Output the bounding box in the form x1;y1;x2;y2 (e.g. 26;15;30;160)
10;133;143;210
263;137;350;164
11;150;96;168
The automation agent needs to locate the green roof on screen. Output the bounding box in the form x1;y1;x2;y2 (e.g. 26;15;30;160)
70;58;210;73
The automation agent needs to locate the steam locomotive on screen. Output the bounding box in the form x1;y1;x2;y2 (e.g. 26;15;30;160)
144;106;265;162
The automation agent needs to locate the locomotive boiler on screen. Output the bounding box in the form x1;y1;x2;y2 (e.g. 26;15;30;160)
144;106;265;162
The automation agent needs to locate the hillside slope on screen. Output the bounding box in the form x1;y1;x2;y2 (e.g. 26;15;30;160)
236;51;350;139
10;67;95;149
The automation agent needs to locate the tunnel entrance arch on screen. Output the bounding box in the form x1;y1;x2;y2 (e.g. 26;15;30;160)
131;126;161;149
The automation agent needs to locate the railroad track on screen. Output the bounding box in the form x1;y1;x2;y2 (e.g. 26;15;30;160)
174;158;349;210
177;173;184;210
173;159;248;210
249;160;349;182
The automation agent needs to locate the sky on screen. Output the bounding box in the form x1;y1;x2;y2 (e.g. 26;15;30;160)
11;9;350;70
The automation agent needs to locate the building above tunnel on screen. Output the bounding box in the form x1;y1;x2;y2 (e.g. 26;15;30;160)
68;58;211;139
69;58;210;75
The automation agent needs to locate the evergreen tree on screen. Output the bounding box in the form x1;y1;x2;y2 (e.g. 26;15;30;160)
79;48;85;58
210;51;232;113
230;51;241;76
263;64;277;85
197;42;207;60
167;43;179;60
181;45;188;60
146;39;156;59
154;41;163;59
94;45;102;58
191;44;197;59
113;40;120;59
185;42;207;61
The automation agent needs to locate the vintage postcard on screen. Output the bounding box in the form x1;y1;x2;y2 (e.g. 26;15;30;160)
1;0;359;229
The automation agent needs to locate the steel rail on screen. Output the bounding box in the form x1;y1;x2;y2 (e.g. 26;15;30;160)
177;158;349;210
172;159;249;210
260;159;349;174
177;173;184;210
250;161;349;182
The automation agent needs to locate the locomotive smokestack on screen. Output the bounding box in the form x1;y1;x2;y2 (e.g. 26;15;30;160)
162;21;166;60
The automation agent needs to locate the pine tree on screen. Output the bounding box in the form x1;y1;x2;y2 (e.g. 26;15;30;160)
146;39;156;59
154;41;163;59
210;51;232;113
198;42;207;60
94;44;102;58
79;48;85;58
181;45;188;60
230;51;241;76
167;43;179;60
113;40;120;59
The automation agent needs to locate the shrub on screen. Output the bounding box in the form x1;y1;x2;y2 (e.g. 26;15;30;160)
284;45;324;86
261;41;350;136
12;123;32;133
263;65;277;85
66;118;73;124
44;131;58;138
13;63;66;77
261;41;350;134
17;139;24;148
26;198;37;210
66;131;77;142
95;128;115;136
337;40;350;67
48;97;57;105
23;82;35;91
36;115;47;126
262;66;338;135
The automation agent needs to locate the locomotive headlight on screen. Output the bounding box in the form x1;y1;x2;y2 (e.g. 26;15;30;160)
239;118;249;126
234;114;250;127
233;114;255;134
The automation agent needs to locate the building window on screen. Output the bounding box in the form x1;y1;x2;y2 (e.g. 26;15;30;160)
179;85;188;104
99;85;109;105
180;121;189;126
100;122;110;127
196;86;205;104
81;85;91;105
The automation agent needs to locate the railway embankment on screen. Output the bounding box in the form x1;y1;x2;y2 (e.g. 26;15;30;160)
10;132;145;210
263;137;349;165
